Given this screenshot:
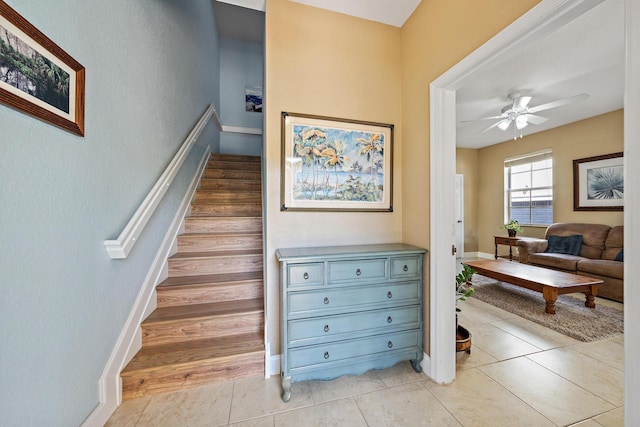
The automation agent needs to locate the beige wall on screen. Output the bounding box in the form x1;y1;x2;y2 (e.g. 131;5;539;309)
400;0;539;353
264;0;403;354
264;0;540;360
476;109;624;257
456;149;480;252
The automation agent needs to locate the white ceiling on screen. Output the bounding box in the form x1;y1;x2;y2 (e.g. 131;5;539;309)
456;0;624;148
289;0;421;27
215;0;624;150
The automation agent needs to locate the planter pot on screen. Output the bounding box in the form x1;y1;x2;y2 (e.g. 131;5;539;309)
508;229;517;237
456;325;472;354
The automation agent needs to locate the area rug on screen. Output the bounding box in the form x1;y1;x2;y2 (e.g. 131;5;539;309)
469;275;624;342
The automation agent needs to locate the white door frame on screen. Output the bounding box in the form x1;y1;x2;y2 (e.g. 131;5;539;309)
430;1;640;419
429;0;618;382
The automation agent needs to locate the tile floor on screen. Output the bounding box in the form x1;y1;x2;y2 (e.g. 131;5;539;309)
106;296;624;427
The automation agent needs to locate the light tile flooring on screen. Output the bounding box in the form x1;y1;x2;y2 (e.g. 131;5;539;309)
107;297;624;427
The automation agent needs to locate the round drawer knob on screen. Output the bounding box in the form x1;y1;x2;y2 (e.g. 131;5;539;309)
387;291;393;299
324;324;330;333
323;297;330;305
387;316;393;323
403;265;409;272
388;341;393;348
303;272;309;280
355;268;361;276
324;351;330;359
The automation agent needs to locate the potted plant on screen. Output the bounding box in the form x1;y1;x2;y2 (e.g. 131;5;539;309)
501;219;523;237
455;264;475;353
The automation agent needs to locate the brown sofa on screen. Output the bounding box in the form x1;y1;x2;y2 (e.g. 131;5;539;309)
517;223;624;302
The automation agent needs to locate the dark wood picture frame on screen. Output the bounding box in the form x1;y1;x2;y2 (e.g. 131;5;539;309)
0;1;85;136
573;152;624;211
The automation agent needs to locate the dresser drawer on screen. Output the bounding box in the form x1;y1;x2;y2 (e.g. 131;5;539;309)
288;305;420;344
328;258;386;283
288;281;419;315
289;330;419;369
288;263;324;287
390;255;421;279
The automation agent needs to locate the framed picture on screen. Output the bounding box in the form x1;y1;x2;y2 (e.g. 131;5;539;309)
281;112;393;212
573;152;623;211
245;85;262;112
0;1;85;136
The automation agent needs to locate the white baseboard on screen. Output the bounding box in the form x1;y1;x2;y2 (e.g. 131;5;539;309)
268;353;281;377
460;251;493;260
82;148;210;427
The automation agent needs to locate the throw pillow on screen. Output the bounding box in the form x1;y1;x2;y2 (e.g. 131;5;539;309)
614;248;624;262
545;234;583;256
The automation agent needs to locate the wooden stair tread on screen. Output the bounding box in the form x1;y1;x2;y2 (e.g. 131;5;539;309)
169;249;263;260
145;298;263;323
159;271;263;288
179;232;262;238
122;333;264;373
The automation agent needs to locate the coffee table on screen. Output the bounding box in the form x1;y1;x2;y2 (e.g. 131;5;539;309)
463;259;602;314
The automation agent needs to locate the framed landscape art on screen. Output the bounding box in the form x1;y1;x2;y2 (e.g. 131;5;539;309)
0;1;85;136
281;112;393;212
573;152;624;211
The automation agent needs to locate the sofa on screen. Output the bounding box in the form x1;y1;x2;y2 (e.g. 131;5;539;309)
517;223;624;302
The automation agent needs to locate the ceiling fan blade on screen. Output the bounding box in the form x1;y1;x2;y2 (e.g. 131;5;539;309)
481;119;511;133
513;96;532;110
460;115;507;123
523;114;548;125
528;93;590;113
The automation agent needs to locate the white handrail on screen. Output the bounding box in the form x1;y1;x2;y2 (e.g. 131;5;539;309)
104;104;215;259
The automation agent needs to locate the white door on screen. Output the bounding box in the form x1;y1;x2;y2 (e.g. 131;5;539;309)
455;174;464;259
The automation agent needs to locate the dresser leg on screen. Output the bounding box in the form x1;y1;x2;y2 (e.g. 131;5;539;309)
281;375;292;402
411;357;423;373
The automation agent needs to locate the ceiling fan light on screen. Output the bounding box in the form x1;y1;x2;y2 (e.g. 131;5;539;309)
498;120;511;131
515;115;528;129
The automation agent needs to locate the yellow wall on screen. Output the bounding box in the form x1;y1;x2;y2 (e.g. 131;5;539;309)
264;0;403;353
399;0;539;352
456;148;479;252
477;109;624;257
264;0;540;359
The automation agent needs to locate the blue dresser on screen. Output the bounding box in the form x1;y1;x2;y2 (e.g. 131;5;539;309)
276;243;426;402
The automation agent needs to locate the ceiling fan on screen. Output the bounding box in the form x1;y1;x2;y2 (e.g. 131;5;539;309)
464;92;590;139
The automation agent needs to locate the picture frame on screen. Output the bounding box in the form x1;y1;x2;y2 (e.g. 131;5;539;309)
281;112;394;212
573;152;623;211
0;1;85;136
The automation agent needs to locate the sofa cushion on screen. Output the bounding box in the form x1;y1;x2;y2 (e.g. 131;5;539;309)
529;253;585;271
545;235;583;256
545;223;610;259
578;259;624;280
602;225;624;260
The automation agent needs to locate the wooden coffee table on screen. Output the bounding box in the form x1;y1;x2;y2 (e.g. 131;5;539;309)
463;259;602;314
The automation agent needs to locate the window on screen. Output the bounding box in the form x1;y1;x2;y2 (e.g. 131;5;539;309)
504;150;552;225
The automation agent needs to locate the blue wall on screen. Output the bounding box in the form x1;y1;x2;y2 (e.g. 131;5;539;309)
0;1;220;425
219;37;263;156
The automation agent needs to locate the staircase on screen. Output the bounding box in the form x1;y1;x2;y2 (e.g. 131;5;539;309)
121;154;265;400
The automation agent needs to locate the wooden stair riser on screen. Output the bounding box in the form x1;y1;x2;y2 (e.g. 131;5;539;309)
203;169;261;180
142;313;264;347
169;254;263;276
121;351;264;401
190;203;262;217
193;191;262;204
157;280;263;308
208;160;261;171
210;154;261;163
184;217;262;234
199;179;261;191
178;234;263;252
